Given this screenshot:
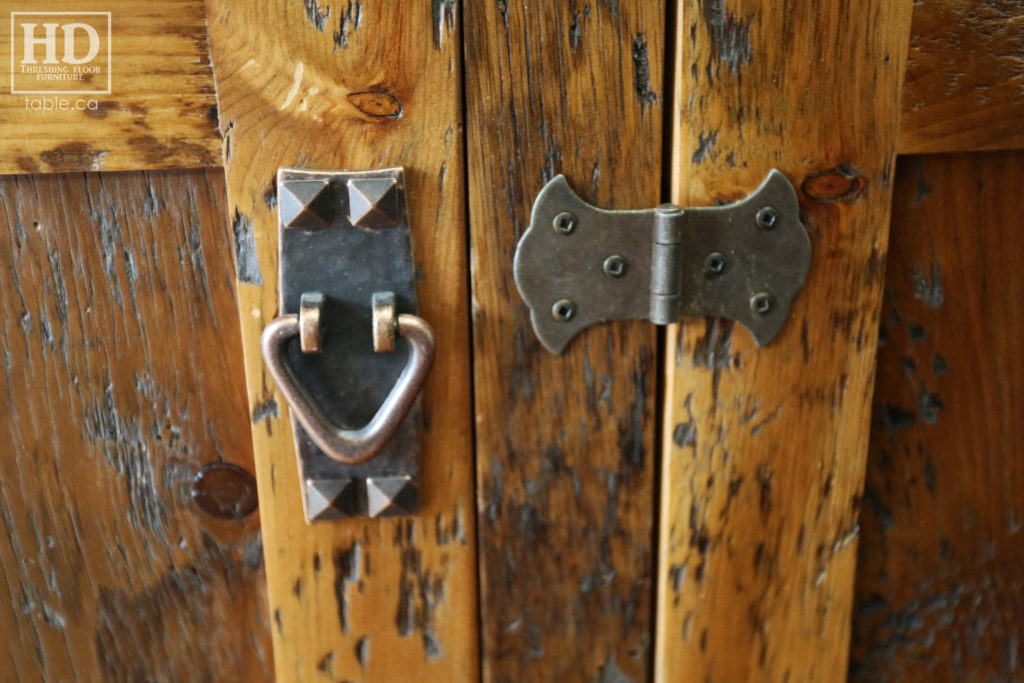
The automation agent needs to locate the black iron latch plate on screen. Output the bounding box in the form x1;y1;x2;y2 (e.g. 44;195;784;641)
513;170;812;353
275;166;422;522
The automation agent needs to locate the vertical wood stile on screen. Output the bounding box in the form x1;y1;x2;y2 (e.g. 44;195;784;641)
656;1;914;680
463;1;666;680
205;2;478;679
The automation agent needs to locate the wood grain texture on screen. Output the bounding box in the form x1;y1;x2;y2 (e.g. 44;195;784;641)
655;1;913;680
464;2;663;680
899;0;1024;154
0;0;220;174
851;152;1024;681
205;1;478;680
0;169;270;680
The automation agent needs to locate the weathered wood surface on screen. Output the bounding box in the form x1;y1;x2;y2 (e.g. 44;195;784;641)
205;1;478;680
0;169;270;680
464;1;663;680
851;152;1024;681
0;0;220;174
655;1;913;680
900;0;1024;154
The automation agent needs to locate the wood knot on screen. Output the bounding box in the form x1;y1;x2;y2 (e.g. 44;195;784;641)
190;462;259;519
346;90;403;118
801;166;866;203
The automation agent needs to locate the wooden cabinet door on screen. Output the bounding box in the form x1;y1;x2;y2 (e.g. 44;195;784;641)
2;1;1022;682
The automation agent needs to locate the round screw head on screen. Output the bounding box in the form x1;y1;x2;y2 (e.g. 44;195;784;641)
551;298;576;321
603;255;627;278
750;292;774;315
756;207;779;229
704;252;726;276
552;211;576;234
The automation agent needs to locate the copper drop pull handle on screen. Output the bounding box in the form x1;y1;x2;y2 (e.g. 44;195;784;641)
261;291;436;465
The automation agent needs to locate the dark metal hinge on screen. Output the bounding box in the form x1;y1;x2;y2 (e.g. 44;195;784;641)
514;170;812;354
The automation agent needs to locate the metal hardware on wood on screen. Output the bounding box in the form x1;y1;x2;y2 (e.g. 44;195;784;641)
299;292;324;353
261;166;430;522
262;292;435;464
704;252;726;276
514;169;812;354
756;206;779;229
751;292;774;315
603;255;627;278
552;211;576;234
552;299;577;321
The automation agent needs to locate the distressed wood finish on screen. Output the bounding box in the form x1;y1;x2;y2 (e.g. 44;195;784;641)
205;1;478;680
464;2;663;680
899;0;1024;154
0;0;220;174
0;169;270;680
851;152;1024;680
655;1;913;680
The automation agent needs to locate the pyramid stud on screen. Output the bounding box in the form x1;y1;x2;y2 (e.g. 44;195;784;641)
347;177;401;227
305;478;355;520
280;178;333;230
365;476;417;517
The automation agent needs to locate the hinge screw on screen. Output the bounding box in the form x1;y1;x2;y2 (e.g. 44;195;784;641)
552;212;576;234
551;299;577;321
603;255;627;278
704;252;726;276
750;292;774;315
756;207;779;229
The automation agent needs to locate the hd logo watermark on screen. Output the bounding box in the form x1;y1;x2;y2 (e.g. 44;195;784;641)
10;11;110;100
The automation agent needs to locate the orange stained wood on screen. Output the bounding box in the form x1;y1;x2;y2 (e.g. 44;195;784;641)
464;1;665;680
851;151;1024;680
0;169;270;680
655;0;914;680
205;0;478;680
0;0;221;174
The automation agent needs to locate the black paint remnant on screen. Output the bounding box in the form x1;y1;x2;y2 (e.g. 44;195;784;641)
263;175;277;209
877;403;917;433
756;465;773;517
356;636;371;670
916;389;944;425
914;164;933;204
692;130;718;164
333;542;362;634
674;421;697;448
431;0;456;49
251;397;279;423
911;264;944;308
39;142;108;172
701;0;753;78
618;369;649;470
932;354;948;377
333;1;362;50
303;0;331;31
231;209;262;285
631;34;659;112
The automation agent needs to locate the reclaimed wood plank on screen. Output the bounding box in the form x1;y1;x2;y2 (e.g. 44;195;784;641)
0;169;270;680
464;1;664;680
899;0;1024;155
851;151;1024;680
655;1;914;680
205;1;478;679
0;0;221;173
